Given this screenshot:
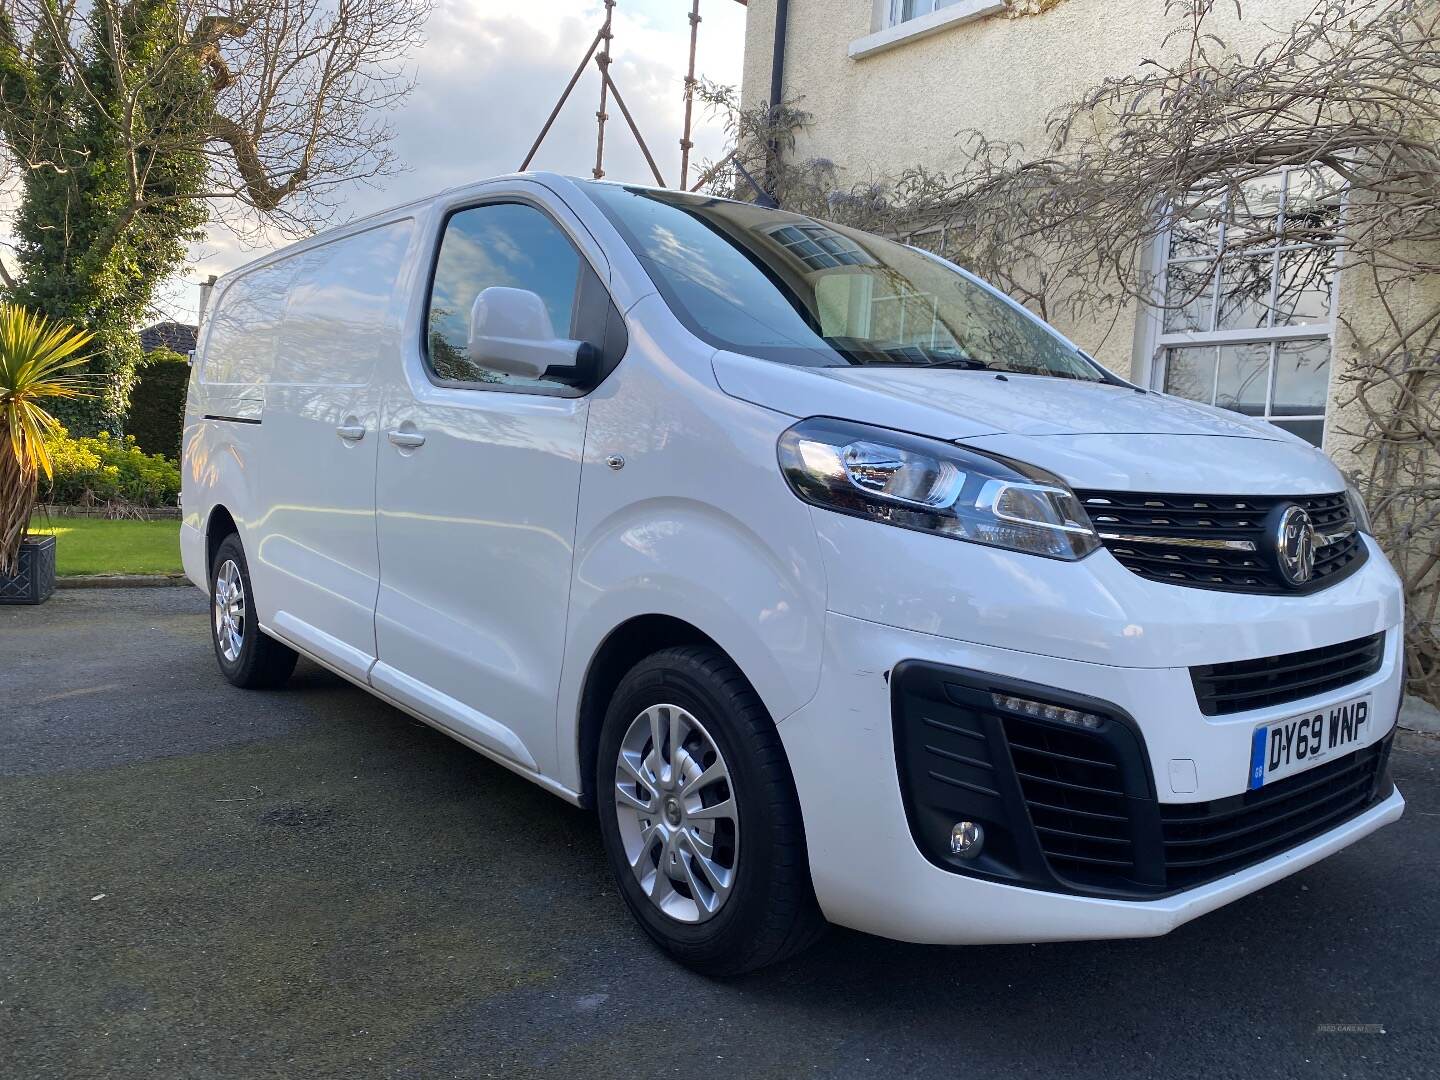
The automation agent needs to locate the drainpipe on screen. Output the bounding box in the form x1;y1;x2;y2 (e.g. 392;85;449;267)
768;0;789;117
763;0;789;206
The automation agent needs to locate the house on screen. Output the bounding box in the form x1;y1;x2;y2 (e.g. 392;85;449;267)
738;0;1372;452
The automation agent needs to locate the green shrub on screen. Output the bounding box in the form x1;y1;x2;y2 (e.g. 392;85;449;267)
127;349;190;459
42;429;181;507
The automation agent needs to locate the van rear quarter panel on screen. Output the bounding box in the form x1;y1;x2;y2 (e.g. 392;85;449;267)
182;264;291;584
182;217;420;629
556;295;830;795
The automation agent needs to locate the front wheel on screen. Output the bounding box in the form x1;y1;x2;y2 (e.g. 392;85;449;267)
209;533;298;690
596;646;825;975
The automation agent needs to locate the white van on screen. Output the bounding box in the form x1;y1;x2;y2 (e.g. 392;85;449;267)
182;173;1405;973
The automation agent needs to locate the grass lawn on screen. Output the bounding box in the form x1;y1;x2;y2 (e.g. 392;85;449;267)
31;517;183;576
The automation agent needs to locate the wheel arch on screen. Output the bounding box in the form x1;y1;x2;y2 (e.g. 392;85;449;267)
575;614;735;809
205;504;240;578
573;616;806;812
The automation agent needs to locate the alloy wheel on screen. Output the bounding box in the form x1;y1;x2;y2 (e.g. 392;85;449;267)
612;703;739;923
213;559;246;663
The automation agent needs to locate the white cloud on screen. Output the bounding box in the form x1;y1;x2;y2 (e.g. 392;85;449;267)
159;0;748;322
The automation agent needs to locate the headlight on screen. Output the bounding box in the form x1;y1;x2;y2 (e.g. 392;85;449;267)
1345;479;1373;535
777;417;1099;560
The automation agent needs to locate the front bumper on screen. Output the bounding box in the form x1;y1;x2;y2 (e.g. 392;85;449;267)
778;611;1405;945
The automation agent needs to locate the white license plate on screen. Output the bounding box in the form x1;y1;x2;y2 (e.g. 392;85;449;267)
1248;695;1373;790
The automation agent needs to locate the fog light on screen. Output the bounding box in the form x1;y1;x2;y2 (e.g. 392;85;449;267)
991;692;1103;730
949;820;984;858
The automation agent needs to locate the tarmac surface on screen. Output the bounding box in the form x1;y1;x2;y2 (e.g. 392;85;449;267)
3;587;1436;1079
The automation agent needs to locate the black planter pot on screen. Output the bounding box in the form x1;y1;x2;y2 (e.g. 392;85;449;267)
0;535;57;605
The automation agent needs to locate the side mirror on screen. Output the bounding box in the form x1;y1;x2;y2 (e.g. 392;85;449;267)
467;287;582;380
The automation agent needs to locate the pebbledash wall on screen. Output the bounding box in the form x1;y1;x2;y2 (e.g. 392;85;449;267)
738;0;1395;461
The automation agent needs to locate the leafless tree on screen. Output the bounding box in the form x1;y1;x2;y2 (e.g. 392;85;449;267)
0;0;429;430
0;0;430;246
193;0;430;238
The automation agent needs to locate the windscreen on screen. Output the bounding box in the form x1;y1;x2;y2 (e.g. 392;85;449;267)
583;183;1106;380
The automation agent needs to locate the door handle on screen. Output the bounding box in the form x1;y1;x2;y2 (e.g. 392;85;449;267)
336;424;366;442
387;429;426;449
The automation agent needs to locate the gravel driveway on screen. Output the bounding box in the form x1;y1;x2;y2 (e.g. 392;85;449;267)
2;587;1437;1079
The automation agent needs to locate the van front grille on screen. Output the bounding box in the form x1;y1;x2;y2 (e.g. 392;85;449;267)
1075;489;1366;595
1190;633;1386;717
999;712;1139;887
1159;737;1390;888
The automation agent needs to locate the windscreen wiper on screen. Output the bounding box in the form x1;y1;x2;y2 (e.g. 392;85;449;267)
912;357;991;370
823;337;991;370
856;355;992;371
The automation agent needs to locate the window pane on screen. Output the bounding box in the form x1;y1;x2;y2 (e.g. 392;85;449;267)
1215;343;1271;416
1272;418;1324;447
1155;166;1340;446
1163;346;1217;404
1163;262;1215;332
1216;255;1276;330
1168;195;1222;259
872;286;949;349
1272;245;1337;326
427;203;581;387
1283;166;1343;243
1272;339;1331;416
900;0;938;21
1225;172;1285;248
768;222;873;271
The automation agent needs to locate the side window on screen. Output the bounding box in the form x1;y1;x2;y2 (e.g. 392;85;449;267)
426;202;583;390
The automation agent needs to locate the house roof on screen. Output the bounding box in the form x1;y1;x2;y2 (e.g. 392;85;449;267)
139;321;197;355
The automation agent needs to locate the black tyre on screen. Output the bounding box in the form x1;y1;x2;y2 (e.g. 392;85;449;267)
596;645;825;975
209;533;298;690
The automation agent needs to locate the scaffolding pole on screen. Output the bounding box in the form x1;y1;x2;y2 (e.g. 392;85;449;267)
592;0;616;179
521;0;749;186
519;29;603;172
679;0;702;189
604;70;667;186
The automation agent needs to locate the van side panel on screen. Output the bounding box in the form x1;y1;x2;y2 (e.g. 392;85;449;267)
245;219;417;678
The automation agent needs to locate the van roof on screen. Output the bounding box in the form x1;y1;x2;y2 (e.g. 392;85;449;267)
206;172;760;295
208;171;562;286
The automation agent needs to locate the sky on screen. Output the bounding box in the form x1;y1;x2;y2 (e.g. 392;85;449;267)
159;0;749;323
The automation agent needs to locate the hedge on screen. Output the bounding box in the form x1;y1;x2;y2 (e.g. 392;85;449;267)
126;348;190;459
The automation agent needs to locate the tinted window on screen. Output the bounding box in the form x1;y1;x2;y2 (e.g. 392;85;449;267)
583;183;1104;381
426;202;583;389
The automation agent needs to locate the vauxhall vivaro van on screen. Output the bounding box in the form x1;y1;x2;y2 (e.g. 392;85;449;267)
182;173;1405;973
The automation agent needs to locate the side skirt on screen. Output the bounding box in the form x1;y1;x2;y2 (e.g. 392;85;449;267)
257;621;584;807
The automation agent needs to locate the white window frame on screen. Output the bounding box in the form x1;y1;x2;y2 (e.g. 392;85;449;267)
850;0;1005;60
886;0;995;25
1135;165;1345;445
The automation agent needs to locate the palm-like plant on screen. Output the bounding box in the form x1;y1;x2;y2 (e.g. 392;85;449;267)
0;304;93;576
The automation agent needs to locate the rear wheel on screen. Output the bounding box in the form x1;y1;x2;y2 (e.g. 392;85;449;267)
596;646;825;975
209;533;297;690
